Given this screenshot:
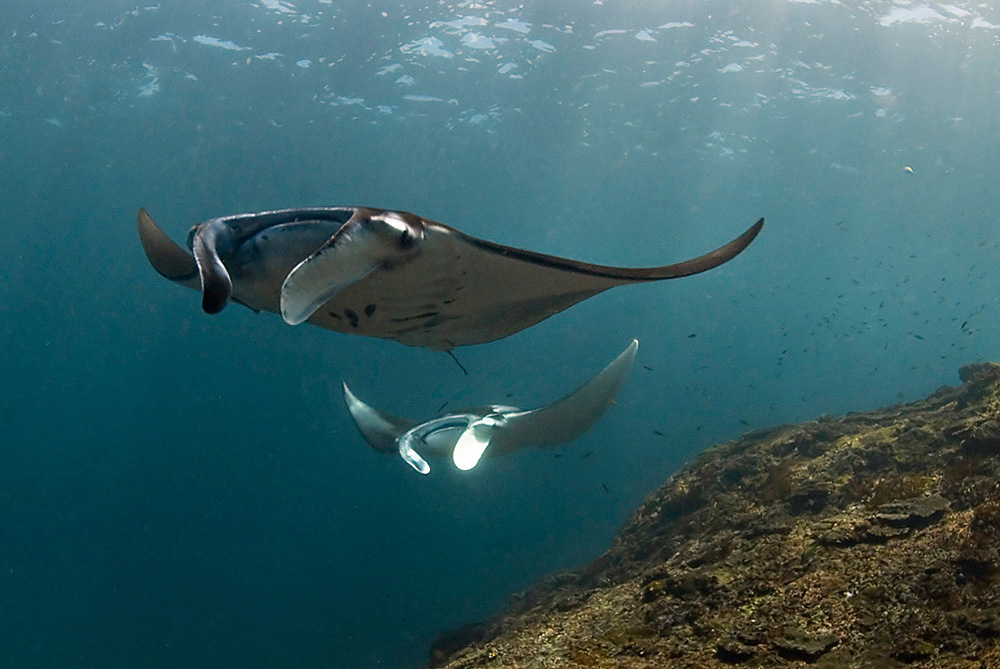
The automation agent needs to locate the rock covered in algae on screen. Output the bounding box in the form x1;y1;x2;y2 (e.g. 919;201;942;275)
429;362;1000;668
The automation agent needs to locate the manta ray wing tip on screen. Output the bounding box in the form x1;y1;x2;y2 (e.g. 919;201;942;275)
136;207;198;282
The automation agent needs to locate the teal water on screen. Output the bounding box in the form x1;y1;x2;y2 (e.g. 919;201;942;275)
2;1;999;666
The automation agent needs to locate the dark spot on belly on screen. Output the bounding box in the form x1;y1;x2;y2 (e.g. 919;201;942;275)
390;311;440;323
327;311;343;320
442;298;456;305
394;313;459;334
364;304;376;317
345;309;360;328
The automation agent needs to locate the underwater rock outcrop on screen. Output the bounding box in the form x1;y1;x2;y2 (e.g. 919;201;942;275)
430;362;1000;668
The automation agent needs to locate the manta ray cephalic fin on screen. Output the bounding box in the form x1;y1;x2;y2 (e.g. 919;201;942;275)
281;210;424;326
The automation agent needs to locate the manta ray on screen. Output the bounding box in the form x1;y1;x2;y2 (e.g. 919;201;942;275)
343;339;639;474
137;207;762;350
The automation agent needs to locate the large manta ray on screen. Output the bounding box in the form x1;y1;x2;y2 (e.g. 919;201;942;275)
343;339;639;474
137;207;763;350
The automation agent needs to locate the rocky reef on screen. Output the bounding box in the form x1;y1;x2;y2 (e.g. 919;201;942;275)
429;363;1000;668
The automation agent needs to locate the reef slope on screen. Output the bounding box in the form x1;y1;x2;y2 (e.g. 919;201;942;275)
431;363;1000;668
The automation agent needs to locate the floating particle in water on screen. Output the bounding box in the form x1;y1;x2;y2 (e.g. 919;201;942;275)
430;16;488;31
260;0;296;14
401;36;454;58
193;34;245;50
496;18;530;34
137;77;160;97
461;33;496;49
404;94;444;102
527;39;555;52
879;6;947;26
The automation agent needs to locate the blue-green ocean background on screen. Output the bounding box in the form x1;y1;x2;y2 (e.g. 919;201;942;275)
2;0;999;666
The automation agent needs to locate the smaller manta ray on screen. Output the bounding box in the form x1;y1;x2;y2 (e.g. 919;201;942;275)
343;339;639;474
137;207;763;350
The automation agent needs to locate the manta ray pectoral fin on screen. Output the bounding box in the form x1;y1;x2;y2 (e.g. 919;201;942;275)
495;339;639;452
453;415;506;470
281;210;425;326
636;218;764;280
342;382;414;454
136;209;198;282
